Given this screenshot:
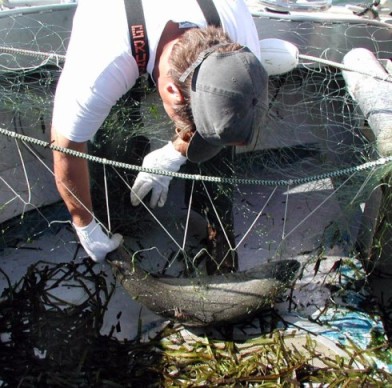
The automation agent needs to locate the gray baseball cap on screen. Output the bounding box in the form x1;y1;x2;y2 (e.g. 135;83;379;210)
181;45;268;163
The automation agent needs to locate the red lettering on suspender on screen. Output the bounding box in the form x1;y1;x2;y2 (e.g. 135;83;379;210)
131;24;147;74
131;25;144;39
133;40;145;53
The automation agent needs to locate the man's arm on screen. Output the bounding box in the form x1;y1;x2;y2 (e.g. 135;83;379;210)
51;127;93;227
52;126;123;262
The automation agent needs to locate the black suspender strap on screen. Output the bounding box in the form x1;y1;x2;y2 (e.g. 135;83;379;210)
124;0;221;75
124;0;150;76
196;0;221;27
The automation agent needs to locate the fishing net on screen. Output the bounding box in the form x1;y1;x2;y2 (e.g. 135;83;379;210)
1;1;392;385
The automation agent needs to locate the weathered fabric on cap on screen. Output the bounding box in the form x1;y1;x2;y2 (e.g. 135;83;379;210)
185;46;268;163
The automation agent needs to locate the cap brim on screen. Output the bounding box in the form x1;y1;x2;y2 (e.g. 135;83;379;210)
186;131;224;163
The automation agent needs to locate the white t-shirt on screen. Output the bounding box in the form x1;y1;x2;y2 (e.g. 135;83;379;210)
52;0;260;142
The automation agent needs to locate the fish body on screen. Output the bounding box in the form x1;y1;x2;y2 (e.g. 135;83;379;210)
107;246;300;327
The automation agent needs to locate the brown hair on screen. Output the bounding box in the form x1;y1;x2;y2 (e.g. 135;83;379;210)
168;26;242;140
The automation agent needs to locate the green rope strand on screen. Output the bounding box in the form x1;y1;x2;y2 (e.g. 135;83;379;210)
1;126;391;187
0;46;66;63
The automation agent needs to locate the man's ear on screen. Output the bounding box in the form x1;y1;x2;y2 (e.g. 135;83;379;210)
166;82;184;104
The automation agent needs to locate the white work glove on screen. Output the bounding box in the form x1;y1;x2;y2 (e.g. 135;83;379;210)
74;218;123;263
131;141;187;208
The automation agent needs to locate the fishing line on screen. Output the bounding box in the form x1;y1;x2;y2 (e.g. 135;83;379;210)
14;137;32;207
282;183;290;240
182;180;195;251
298;54;392;83
112;167;183;251
2;45;390;82
17;138;109;234
234;186;278;250
279;171;356;243
201;180;234;251
103;164;112;232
